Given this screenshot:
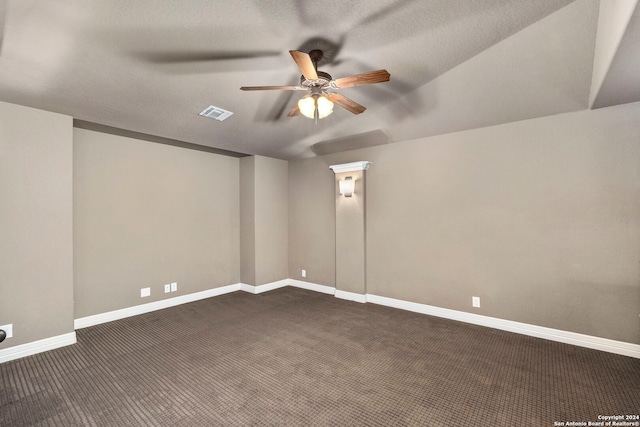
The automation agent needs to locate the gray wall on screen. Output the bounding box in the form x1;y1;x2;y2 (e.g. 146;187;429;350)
2;97;639;354
254;156;289;285
288;101;640;345
0;101;74;347
240;157;256;285
288;158;336;286
241;156;288;286
73;129;240;317
334;169;367;295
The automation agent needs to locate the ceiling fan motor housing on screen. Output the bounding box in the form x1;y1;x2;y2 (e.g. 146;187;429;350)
308;49;324;63
301;71;333;88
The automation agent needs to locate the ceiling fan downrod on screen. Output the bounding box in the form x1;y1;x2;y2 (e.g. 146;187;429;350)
308;49;323;72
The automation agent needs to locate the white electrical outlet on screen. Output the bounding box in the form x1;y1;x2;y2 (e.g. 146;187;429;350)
301;269;306;278
164;284;171;293
0;324;13;339
472;296;481;308
141;287;151;297
171;282;177;292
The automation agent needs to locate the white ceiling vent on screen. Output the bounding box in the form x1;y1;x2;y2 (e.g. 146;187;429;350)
199;105;233;121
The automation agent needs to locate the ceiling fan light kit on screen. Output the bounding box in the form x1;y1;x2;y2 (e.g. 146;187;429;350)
298;86;334;119
315;95;334;119
298;94;333;119
240;47;390;121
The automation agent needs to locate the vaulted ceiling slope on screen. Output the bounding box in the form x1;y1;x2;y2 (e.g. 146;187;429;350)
0;0;638;159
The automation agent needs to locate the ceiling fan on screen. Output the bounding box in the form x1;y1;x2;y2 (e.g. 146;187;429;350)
240;49;390;120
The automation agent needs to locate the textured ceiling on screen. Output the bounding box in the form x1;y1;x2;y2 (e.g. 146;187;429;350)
0;0;638;159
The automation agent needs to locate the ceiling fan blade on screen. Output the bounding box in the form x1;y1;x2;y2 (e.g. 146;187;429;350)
289;50;318;80
240;85;305;91
327;93;366;115
333;69;390;89
287;105;301;117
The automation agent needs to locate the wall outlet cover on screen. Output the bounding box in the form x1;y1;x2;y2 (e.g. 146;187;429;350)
0;324;13;338
472;296;481;308
164;284;171;293
301;269;306;278
141;287;151;297
171;282;177;292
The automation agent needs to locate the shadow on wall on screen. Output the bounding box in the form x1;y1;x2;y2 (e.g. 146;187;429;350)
311;129;391;155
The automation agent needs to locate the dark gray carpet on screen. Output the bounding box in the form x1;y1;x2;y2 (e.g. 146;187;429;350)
1;287;638;426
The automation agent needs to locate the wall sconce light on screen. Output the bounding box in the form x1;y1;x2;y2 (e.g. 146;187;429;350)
339;176;355;197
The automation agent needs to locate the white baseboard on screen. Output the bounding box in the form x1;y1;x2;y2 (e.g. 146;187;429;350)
0;332;76;364
288;279;335;295
75;280;293;330
74;283;242;329
335;289;367;303
240;279;289;294
13;279;632;364
239;283;254;293
366;293;640;359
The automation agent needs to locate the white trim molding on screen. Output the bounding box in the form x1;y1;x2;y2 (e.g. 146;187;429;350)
335;290;367;304
0;332;77;364
75;283;242;329
75;279;294;330
74;280;640;358
288;279;336;295
49;279;631;362
329;161;372;174
366;294;640;359
240;279;289;295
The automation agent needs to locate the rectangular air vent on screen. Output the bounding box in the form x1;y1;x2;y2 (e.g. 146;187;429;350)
199;105;233;121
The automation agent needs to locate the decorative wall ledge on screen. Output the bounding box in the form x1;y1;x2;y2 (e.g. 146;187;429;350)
329;161;372;174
